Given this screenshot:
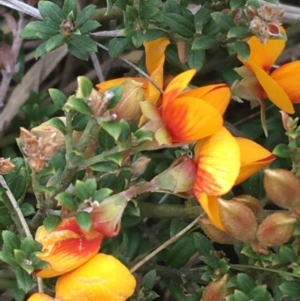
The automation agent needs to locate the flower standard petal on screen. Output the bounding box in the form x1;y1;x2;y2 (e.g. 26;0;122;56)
235;137;276;184
162;96;223;143
241;36;286;72
35;217;103;278
144;38;170;105
55;253;136;301
27;293;55;301
271;61;300;103
163;69;196;107
182;84;231;115
197;194;225;231
247;61;294;113
193;127;241;196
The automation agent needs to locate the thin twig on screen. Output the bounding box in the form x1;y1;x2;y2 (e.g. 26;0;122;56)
96;42;164;94
130;217;199;273
0;0;42;19
90;29;124;37
89;52;104;82
0;175;32;237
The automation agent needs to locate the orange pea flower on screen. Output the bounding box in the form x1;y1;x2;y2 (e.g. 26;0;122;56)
236;34;300;114
35;217;103;278
55;253;136;301
194;128;275;230
27;293;54;301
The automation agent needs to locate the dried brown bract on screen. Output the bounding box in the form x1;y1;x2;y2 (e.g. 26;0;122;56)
0;157;15;174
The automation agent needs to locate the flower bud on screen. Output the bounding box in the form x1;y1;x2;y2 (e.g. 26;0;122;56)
111;79;144;124
85;187;136;237
0;158;15;174
199;215;239;245
202;274;229;301
219;199;258;243
264;169;300;210
20;127;39;155
257;212;296;246
132;156;151;179
232;195;263;217
152;157;197;194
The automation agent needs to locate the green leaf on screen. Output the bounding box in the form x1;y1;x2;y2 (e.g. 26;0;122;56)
166;233;197;268
169;282;188;301
75;178;97;201
72;113;89;130
211;12;235;31
20;237;35;257
272;143;290;158
11;282;26;301
227;27;249;39
25;20;60;35
64;96;91;114
249;285;272;301
62;0;77;18
108;37;132;58
43;216;62;231
94;188;113;202
45;34;67;52
133;129;154;145
192;35;218;50
70;35;97;53
107;85;123;109
55;192;77;211
237;273;256;293
0;250;17;266
77;76;93;97
38;1;64;23
15;266;33;293
68;43;90;60
280;281;300;297
90;161;118;172
187;48;205;71
98;127;116;150
20;28;39;40
76;211;92;232
76;5;97;28
144;29;167;41
278;245;297;264
2;230;21;252
132;30;144;48
35;41;48;59
141;270;157;290
230;0;246;9
78;20;100;35
231;290;249;301
102;121;122;141
14;249;27;264
119;119;131;143
164;13;194;38
49;88;67;109
106;0;113;14
234;41;250;61
194;8;212;31
104;153;123;165
193;232;214;255
47;117;67;135
20;203;35;217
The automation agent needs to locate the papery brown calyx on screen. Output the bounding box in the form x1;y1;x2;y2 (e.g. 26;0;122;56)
202;274;229;301
111;79;145;124
85;187;136;237
219;199;258;244
152;156;197;196
0;157;15;174
199;215;239;245
232;195;263;217
264;169;300;213
256;212;296;246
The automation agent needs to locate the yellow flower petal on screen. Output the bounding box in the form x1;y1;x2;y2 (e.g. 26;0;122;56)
162;96;223;143
55;254;136;301
96;78;147;94
193;127;240;196
35;218;103;278
242;35;286;72
235;137;276;184
247;61;294;113
27;293;55;301
197;194;225;231
182;84;231;115
271;61;300;103
163;69;196;106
